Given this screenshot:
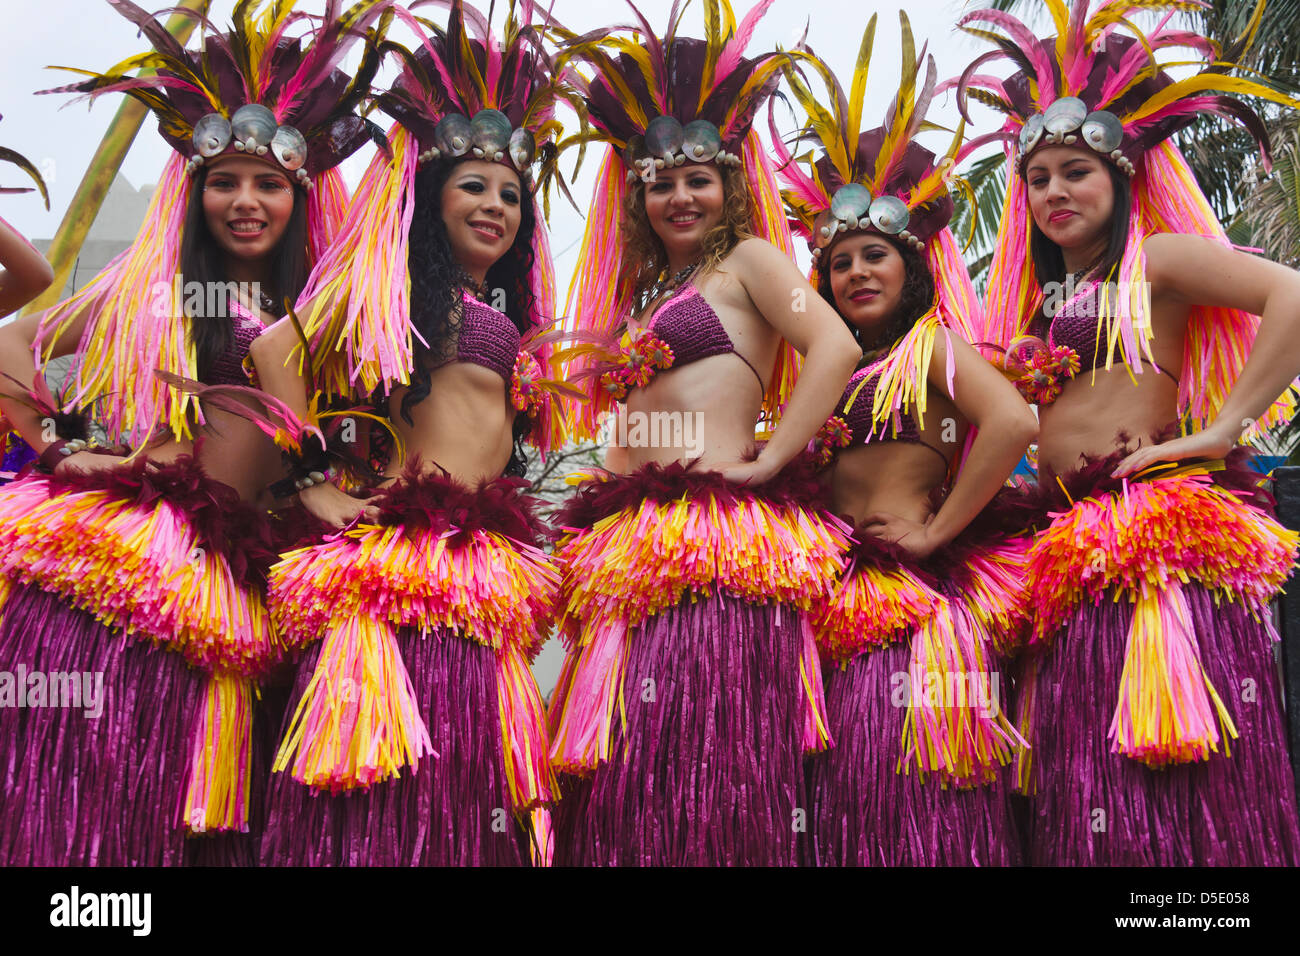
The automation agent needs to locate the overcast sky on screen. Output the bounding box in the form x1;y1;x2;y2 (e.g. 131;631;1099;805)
1;0;1025;284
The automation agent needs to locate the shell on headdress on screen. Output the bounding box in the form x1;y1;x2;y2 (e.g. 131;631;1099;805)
1019;112;1044;155
1081;110;1124;154
1042;96;1087;136
868;195;909;235
508;127;536;170
270;125;307;170
470;109;512;154
681;120;722;163
435;113;473;156
230;104;277;151
192;113;232;158
830;183;872;222
645;116;685;160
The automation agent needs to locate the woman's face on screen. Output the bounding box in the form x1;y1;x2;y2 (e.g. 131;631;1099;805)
440;160;523;279
1024;146;1115;253
201;156;296;265
826;232;908;343
642;163;725;261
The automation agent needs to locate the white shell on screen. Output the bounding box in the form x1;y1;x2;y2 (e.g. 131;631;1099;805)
192;113;232;158
868;196;910;235
230;104;278;151
270;125;307;171
1081;110;1124;154
1042;96;1087;135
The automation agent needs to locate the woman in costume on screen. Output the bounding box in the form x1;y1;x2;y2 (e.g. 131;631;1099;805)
546;0;860;866
774;14;1038;867
0;0;383;866
0;122;54;476
253;0;571;867
960;0;1300;864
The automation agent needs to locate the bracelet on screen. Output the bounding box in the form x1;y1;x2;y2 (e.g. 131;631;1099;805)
294;469;331;491
268;432;333;498
37;438;89;474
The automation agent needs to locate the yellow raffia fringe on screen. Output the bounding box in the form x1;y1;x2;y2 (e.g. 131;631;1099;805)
555;494;851;651
1109;586;1238;768
181;673;254;833
270;524;557;656
272;615;431;792
0;478;276;671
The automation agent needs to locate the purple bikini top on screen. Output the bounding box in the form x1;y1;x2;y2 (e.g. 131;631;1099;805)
640;283;764;391
1036;289;1104;375
452;292;521;383
812;364;924;466
841;366;922;444
208;299;266;387
1032;284;1177;388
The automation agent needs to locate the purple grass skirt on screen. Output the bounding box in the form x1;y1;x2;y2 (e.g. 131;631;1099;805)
260;625;533;867
553;592;808;867
807;639;1020;867
1025;583;1300;865
0;583;263;866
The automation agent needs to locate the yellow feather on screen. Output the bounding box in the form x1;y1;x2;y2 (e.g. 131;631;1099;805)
1124;73;1300;125
845;15;878;152
782;53;851;179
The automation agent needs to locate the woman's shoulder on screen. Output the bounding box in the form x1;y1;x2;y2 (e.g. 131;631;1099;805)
724;236;786;267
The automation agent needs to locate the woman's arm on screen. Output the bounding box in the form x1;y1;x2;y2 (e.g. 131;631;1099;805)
865;333;1038;558
721;238;859;482
248;308;377;527
0;216;54;318
1114;233;1300;475
0;295;124;473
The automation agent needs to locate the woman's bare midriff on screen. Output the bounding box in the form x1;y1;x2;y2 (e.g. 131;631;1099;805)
830;441;950;526
384;361;515;486
1037;364;1179;475
621;260;778;470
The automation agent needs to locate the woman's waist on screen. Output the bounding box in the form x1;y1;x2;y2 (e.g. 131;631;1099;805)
383;435;514;489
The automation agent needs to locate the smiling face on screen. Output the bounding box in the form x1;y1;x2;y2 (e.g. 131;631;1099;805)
825;232;908;344
201;156;296;266
1024;146;1115;259
440;160;523;282
641;163;726;267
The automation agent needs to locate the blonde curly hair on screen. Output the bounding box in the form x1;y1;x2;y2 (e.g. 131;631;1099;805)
620;163;755;306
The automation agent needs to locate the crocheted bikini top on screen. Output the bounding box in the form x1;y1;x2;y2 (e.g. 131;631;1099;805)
208;298;266;387
841;366;922;443
600;282;766;401
1019;284;1177;405
455;291;521;383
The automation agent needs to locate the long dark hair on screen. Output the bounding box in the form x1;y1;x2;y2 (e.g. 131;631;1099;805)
405;157;539;477
181;164;309;382
817;233;936;365
1028;161;1132;332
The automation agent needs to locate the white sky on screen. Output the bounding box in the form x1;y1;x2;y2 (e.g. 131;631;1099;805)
1;0;1007;285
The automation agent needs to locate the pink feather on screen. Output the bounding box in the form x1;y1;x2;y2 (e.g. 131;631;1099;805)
959;8;1059;102
714;0;776;82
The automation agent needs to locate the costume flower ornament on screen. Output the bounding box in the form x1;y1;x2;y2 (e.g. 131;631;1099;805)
511;352;544;416
598;330;676;402
1008;338;1081;405
811;415;852;466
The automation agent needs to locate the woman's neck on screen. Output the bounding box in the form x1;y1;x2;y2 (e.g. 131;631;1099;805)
1061;235;1108;276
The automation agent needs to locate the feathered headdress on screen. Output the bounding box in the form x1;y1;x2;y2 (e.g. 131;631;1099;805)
0;114;50;209
556;0;800;440
774;13;982;438
958;0;1300;432
32;0;388;447
287;0;576;454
